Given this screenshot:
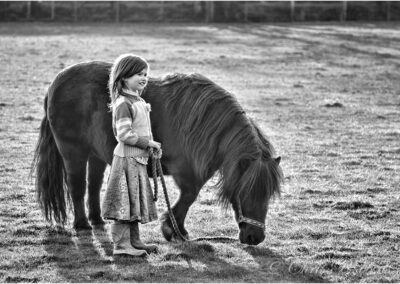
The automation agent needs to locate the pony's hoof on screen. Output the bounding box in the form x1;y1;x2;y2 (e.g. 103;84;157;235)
74;220;92;231
90;217;106;228
171;233;189;243
92;223;106;231
161;220;189;242
161;220;174;242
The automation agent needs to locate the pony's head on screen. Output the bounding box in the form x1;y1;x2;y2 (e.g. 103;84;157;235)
234;155;282;245
218;119;283;245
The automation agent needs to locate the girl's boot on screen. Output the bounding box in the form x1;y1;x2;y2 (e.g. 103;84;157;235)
111;222;147;257
130;222;158;254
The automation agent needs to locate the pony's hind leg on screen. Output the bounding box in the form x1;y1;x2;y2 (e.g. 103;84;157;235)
161;171;204;241
61;147;91;231
87;155;107;227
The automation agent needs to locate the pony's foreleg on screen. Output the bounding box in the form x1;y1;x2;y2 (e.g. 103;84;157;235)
161;174;203;241
87;156;107;227
63;156;91;230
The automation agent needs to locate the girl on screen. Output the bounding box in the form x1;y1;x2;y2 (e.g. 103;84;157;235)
102;54;161;257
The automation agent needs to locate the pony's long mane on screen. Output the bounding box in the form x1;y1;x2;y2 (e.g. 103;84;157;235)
154;73;282;206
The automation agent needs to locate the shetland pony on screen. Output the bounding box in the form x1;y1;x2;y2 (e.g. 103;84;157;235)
33;61;283;245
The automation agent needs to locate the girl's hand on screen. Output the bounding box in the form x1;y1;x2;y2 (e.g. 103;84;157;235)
149;140;161;151
154;148;162;159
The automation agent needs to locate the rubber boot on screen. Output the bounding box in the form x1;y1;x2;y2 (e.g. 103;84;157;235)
130;222;158;254
111;222;147;257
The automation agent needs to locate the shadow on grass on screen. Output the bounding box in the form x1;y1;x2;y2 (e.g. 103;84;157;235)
44;226;327;282
243;246;327;283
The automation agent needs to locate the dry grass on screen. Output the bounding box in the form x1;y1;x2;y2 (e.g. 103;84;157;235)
0;22;399;282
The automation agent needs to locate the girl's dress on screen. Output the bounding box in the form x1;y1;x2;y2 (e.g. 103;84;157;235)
102;89;158;223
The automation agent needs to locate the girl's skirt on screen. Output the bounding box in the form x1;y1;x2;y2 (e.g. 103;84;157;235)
102;156;158;223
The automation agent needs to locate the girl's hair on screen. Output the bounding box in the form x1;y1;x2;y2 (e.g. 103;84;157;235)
108;53;149;110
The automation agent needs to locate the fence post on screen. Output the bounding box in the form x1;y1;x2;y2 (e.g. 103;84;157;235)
159;1;164;21
73;1;78;22
244;2;248;22
3;2;8;19
340;0;347;22
26;1;31;20
51;1;55;20
205;1;214;23
222;1;230;21
290;1;295;21
115;1;120;23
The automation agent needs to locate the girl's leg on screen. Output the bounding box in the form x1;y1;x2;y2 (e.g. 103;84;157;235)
130;221;158;254
111;220;147;257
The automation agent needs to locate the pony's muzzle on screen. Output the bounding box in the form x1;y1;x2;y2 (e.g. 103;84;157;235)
239;224;265;245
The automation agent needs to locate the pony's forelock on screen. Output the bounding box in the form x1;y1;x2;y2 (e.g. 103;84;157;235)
217;147;282;209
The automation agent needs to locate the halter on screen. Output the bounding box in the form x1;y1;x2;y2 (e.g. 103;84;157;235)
236;196;266;230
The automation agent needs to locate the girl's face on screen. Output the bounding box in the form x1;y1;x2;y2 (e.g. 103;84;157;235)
124;67;148;93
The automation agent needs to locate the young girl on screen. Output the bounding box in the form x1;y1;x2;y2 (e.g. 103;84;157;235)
102;54;161;257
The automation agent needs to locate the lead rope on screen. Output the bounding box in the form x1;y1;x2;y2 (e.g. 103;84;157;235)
150;149;158;202
150;150;236;243
150;149;189;241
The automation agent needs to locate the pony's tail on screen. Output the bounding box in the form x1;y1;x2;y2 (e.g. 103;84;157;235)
31;95;68;225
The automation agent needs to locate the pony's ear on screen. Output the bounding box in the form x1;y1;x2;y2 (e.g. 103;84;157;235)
275;156;281;165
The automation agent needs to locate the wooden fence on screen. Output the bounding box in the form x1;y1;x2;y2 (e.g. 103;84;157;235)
1;1;398;23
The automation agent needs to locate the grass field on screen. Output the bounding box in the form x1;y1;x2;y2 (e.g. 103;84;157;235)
0;22;399;283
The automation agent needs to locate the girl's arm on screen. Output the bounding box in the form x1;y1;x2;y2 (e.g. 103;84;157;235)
114;102;149;149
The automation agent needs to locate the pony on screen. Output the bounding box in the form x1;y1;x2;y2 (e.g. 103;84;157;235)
32;61;283;245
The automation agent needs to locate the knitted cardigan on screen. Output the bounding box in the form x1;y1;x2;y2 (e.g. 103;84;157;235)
112;90;152;158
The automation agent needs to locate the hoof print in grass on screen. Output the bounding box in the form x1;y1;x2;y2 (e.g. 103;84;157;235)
367;187;387;193
313;200;334;208
90;271;106;279
163;253;192;261
324;102;344;108
5;276;40;283
333;201;373;210
323;261;342;272
19;115;36;121
349;209;390;220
